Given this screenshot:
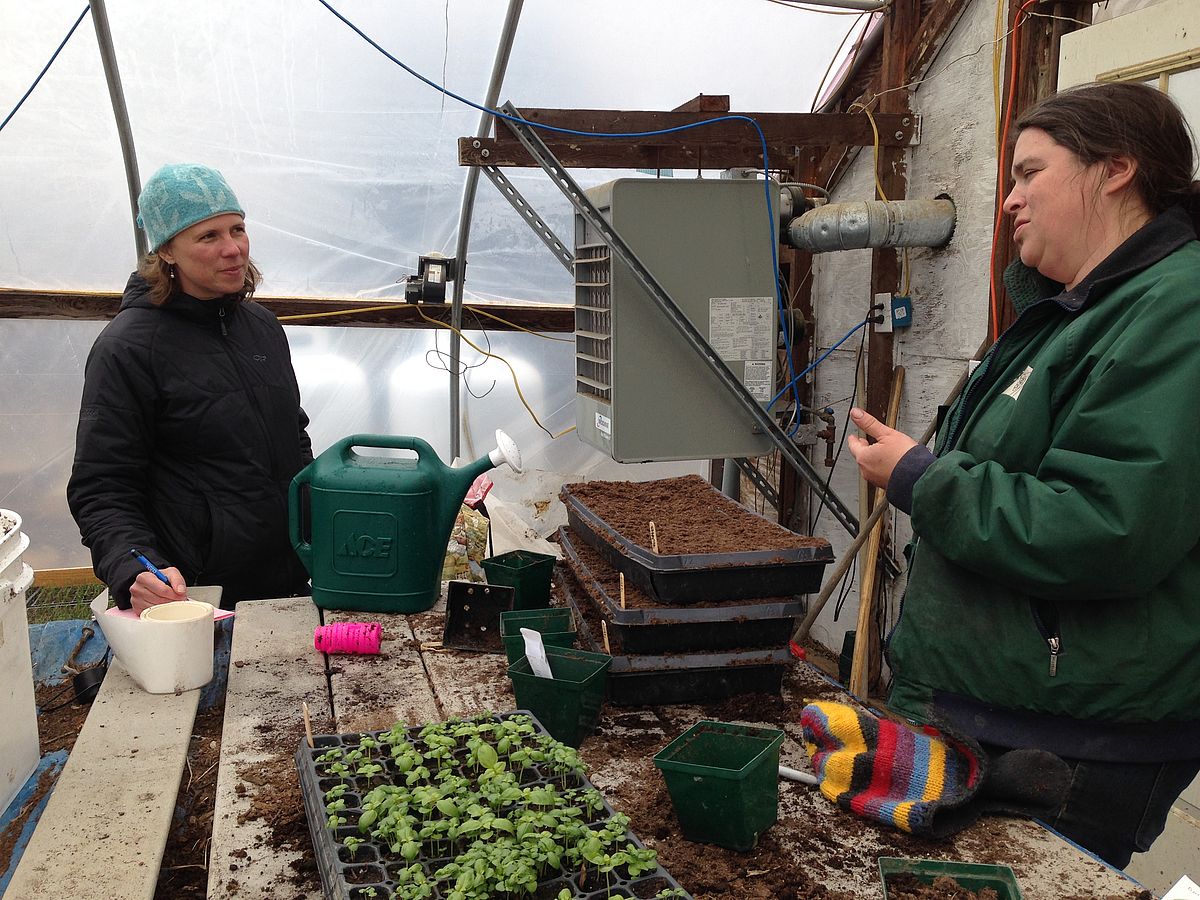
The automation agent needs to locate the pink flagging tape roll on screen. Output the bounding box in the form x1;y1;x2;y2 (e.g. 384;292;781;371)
313;621;382;655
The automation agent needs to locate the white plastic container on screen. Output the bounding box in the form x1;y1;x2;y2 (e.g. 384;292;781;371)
91;588;219;694
0;509;39;819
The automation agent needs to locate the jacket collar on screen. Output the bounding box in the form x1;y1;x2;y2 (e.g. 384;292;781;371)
1002;205;1196;316
121;272;242;324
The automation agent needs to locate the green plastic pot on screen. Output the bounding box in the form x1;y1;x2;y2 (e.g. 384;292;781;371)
482;550;556;610
652;720;784;851
499;607;577;665
878;857;1023;899
507;646;611;747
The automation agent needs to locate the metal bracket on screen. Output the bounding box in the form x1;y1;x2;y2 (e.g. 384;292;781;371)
733;458;779;511
478;162;575;273
498;101;875;548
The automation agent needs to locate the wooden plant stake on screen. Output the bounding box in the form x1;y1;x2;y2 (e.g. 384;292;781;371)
649;521;660;554
302;701;315;749
619;572;626;609
850;366;905;698
600;620;612;655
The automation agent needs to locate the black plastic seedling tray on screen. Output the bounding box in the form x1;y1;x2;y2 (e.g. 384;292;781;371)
296;711;693;900
564;580;788;706
558;528;803;654
561;484;833;603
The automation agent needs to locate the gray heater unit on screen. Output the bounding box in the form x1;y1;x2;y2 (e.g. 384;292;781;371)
574;178;779;462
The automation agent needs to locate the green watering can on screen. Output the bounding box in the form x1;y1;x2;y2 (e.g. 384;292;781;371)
289;431;521;613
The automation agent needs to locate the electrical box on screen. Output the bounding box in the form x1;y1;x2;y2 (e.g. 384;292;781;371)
574;178;778;462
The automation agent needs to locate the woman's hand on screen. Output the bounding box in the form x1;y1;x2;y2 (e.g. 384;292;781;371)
847;407;918;490
130;566;188;616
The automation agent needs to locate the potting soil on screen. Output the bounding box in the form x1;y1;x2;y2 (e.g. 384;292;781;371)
562;475;826;555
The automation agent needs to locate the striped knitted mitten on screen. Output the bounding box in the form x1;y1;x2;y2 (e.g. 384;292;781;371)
800;701;987;838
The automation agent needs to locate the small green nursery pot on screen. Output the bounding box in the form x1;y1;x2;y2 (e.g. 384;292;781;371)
507;645;610;747
499;607;577;665
482;550;556;610
878;857;1023;899
653;720;784;851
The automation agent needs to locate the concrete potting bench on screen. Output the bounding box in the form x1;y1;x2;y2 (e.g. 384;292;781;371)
204;594;1151;900
4;657;199;900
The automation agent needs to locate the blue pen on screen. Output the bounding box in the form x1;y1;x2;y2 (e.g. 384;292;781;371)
130;548;173;588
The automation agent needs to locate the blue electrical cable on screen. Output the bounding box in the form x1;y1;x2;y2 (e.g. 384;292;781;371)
315;0;805;415
771;316;870;412
0;6;92;135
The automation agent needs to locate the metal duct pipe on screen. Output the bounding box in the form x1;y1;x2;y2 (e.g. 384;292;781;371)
785;198;956;252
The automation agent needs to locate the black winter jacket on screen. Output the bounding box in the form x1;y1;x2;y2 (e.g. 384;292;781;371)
68;273;312;609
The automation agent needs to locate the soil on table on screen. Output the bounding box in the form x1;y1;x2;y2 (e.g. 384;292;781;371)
563;474;829;555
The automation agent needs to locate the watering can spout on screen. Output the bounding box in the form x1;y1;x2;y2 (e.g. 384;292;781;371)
489;429;522;474
458;429;522;486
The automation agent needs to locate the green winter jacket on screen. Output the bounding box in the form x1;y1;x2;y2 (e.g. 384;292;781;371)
887;207;1200;761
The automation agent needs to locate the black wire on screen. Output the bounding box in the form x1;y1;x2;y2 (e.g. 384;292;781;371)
808;322;869;534
831;557;859;621
0;6;91;134
424;308;497;399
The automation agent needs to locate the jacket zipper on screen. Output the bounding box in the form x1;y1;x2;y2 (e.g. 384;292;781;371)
1030;600;1062;678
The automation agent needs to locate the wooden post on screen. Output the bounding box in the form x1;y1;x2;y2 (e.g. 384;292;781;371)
849;367;905;698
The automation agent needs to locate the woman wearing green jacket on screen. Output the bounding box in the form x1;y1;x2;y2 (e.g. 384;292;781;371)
849;81;1200;867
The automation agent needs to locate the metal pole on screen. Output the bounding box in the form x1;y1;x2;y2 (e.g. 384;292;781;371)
449;0;525;459
89;0;146;263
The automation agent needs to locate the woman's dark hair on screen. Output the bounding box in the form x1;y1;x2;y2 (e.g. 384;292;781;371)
136;251;263;307
1015;81;1200;229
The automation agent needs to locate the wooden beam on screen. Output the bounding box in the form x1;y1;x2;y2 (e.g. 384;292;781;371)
460;109;918;169
0;288;575;332
33;567;99;588
907;0;974;87
672;94;730;113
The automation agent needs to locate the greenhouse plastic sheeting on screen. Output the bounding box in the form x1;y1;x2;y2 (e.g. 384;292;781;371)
0;2;846;568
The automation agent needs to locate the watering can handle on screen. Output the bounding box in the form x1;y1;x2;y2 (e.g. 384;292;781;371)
334;433;438;463
289;463;314;570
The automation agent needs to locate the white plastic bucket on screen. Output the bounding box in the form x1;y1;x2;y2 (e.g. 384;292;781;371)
92;591;217;695
0;508;39;819
0;509;29;585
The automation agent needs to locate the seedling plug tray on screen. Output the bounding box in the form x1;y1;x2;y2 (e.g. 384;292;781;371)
297;711;692;899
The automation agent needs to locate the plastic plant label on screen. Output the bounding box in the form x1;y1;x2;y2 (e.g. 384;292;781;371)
520;627;553;679
1164;875;1200;900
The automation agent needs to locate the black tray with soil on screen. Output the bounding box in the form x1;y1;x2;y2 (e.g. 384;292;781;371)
562;575;787;706
558;526;802;654
296;711;693;900
561;475;833;603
